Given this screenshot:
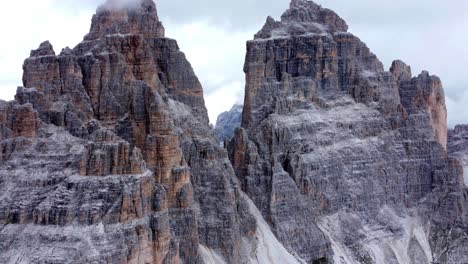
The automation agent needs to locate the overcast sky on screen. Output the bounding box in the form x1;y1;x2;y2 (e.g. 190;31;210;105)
0;0;467;127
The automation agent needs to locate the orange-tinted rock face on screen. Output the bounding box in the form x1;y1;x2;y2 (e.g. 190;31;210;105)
79;129;145;176
0;1;246;263
1;0;265;262
12;104;39;138
0;101;39;140
397;69;448;149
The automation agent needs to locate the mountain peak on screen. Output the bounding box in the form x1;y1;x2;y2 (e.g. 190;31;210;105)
99;0;156;12
255;0;348;39
85;0;164;41
288;0;321;13
30;41;55;57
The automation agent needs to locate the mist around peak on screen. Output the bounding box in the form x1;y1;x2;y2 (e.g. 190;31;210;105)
99;0;152;11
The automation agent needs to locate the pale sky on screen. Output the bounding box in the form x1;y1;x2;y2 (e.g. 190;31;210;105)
0;0;467;127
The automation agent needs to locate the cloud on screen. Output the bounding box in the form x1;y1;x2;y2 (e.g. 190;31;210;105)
447;92;468;128
205;81;244;125
99;0;146;10
0;83;18;102
163;20;251;123
157;0;289;28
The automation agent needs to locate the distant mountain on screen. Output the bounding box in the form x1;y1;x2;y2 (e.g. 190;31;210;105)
214;104;242;143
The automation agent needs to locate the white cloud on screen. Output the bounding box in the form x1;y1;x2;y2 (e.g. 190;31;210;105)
163;19;253;122
447;92;468;128
100;0;144;9
205;81;244;125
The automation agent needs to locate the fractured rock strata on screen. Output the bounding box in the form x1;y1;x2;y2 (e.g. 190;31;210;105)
0;0;467;263
0;1;265;263
230;0;468;263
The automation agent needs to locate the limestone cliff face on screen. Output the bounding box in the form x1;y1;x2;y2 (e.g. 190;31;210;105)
231;0;467;263
1;0;467;263
0;1;259;263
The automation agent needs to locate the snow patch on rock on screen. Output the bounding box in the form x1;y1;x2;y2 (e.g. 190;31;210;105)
318;207;432;264
241;193;305;264
168;99;192;118
198;245;227;264
199;193;304;264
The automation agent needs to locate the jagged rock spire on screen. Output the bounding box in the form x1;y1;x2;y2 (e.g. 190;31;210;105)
390;60;412;83
30;41;55;57
255;0;348;39
283;0;347;30
85;0;165;41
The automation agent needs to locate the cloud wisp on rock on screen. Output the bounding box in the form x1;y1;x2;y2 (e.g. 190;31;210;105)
99;0;145;10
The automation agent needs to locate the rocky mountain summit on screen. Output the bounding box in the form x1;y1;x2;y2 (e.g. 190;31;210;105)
230;0;468;263
214;104;242;143
0;0;467;263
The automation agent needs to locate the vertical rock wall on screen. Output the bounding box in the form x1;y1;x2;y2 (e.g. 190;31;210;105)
0;0;467;263
230;0;468;263
0;1;252;263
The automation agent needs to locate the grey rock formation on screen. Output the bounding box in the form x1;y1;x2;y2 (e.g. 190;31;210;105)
230;0;468;263
214;104;243;143
449;125;468;186
0;1;286;263
1;0;467;263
